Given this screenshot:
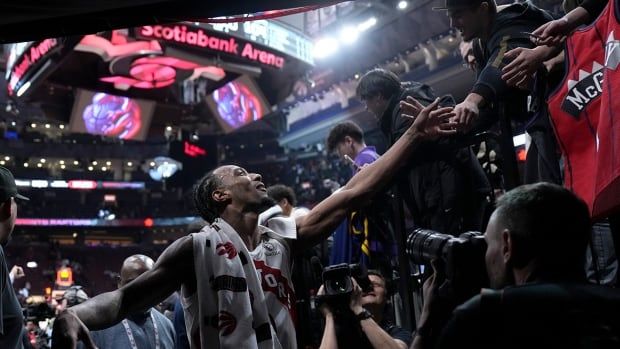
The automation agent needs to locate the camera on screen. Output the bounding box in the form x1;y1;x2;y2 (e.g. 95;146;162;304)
322;263;372;297
406;229;488;302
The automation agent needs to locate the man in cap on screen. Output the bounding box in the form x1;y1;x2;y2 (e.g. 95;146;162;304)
0;166;29;348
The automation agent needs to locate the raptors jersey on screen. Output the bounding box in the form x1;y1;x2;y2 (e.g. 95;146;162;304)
182;220;297;349
547;0;620;218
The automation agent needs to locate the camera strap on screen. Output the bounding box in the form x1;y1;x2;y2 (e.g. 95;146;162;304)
121;312;160;349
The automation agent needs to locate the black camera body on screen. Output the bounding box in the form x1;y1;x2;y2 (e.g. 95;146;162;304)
322;263;373;297
407;229;489;302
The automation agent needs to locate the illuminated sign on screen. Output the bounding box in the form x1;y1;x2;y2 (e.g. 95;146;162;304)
56;267;74;287
7;38;60;96
184;141;207;157
16;179;145;190
207;20;314;66
16;216;196;227
138;24;286;68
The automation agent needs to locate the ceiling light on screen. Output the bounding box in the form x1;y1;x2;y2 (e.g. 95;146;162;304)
59;160;65;165
73;160;79;165
92;161;98;165
45;124;51;129
339;26;359;45
37;163;42;168
358;17;377;32
60;164;66;169
313;37;339;59
4;156;9;161
40;158;46;163
26;261;38;269
106;161;111;166
88;166;94;171
0;161;4;165
165;126;173;131
150;161;156;167
31;123;37;128
101;166;107;171
398;1;408;10
23;163;28;168
59;124;65;129
127;162;133;167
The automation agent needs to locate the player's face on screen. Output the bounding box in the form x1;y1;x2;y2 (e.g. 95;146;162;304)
216;165;268;208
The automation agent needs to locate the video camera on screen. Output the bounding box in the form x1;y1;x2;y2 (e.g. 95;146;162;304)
406;229;488;302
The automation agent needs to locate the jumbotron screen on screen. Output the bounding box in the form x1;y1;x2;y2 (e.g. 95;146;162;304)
69;89;155;141
206;75;270;133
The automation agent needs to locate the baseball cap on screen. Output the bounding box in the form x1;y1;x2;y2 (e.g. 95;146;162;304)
0;166;29;202
433;0;484;11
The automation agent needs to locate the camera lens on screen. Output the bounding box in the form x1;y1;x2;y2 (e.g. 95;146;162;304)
406;229;452;264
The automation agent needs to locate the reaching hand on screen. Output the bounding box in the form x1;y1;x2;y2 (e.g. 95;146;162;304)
52;310;98;349
532;19;569;47
452;99;479;132
501;47;546;89
10;265;25;281
404;97;457;140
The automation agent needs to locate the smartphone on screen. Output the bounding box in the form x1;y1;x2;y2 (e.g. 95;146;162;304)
344;154;361;170
520;31;543;40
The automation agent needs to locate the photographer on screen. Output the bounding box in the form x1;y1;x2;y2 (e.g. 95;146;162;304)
412;183;620;349
317;271;411;349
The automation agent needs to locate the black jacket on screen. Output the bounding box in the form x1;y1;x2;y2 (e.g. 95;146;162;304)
380;83;491;234
472;2;554;104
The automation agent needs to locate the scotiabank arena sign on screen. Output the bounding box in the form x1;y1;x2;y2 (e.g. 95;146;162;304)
6;38;60;96
137;24;286;69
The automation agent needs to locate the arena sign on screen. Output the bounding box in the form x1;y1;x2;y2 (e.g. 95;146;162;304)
138;24;287;69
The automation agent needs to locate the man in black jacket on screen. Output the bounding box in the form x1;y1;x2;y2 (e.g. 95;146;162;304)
435;0;553;130
356;69;490;235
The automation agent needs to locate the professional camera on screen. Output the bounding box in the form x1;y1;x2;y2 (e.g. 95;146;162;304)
407;229;488;302
322;263;373;297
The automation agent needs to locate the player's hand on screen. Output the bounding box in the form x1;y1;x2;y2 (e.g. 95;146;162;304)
52;310;98;349
404;97;457;140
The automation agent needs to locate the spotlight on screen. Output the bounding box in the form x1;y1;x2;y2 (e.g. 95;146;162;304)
398;1;408;10
92;161;98;165
60;164;66;169
31;123;37;128
26;261;37;269
106;161;111;166
0;161;4;165
339;26;359;45
4;156;9;161
150;161;156;167
23;163;29;168
59;160;65;165
313;37;339;58
165;126;173;131
88;166;94;171
40;158;46;163
127;162;133;167
73;160;79;165
59;124;65;129
101;166;107;171
10;122;16;126
37;163;42;168
45;124;51;129
358;17;377;32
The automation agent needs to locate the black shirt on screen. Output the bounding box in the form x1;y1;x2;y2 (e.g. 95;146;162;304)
0;245;24;349
380;320;412;347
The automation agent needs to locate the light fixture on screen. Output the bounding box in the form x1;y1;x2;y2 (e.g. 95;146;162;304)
10;121;16;126
127;161;133;167
0;161;4;165
59;160;65;165
16;81;31;97
358;17;377;32
37;163;42;168
313;37;339;58
60;164;66;169
339;26;360;45
31;123;37;128
59;124;65;129
45;124;51;129
150;161;156;167
92;161;98;165
106;161;111;166
398;1;408;10
23;163;29;168
73;160;79;165
88;166;94;171
40;158;46;163
72;232;78;238
165;126;173;131
101;166;107;171
4;156;9;161
26;261;38;269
